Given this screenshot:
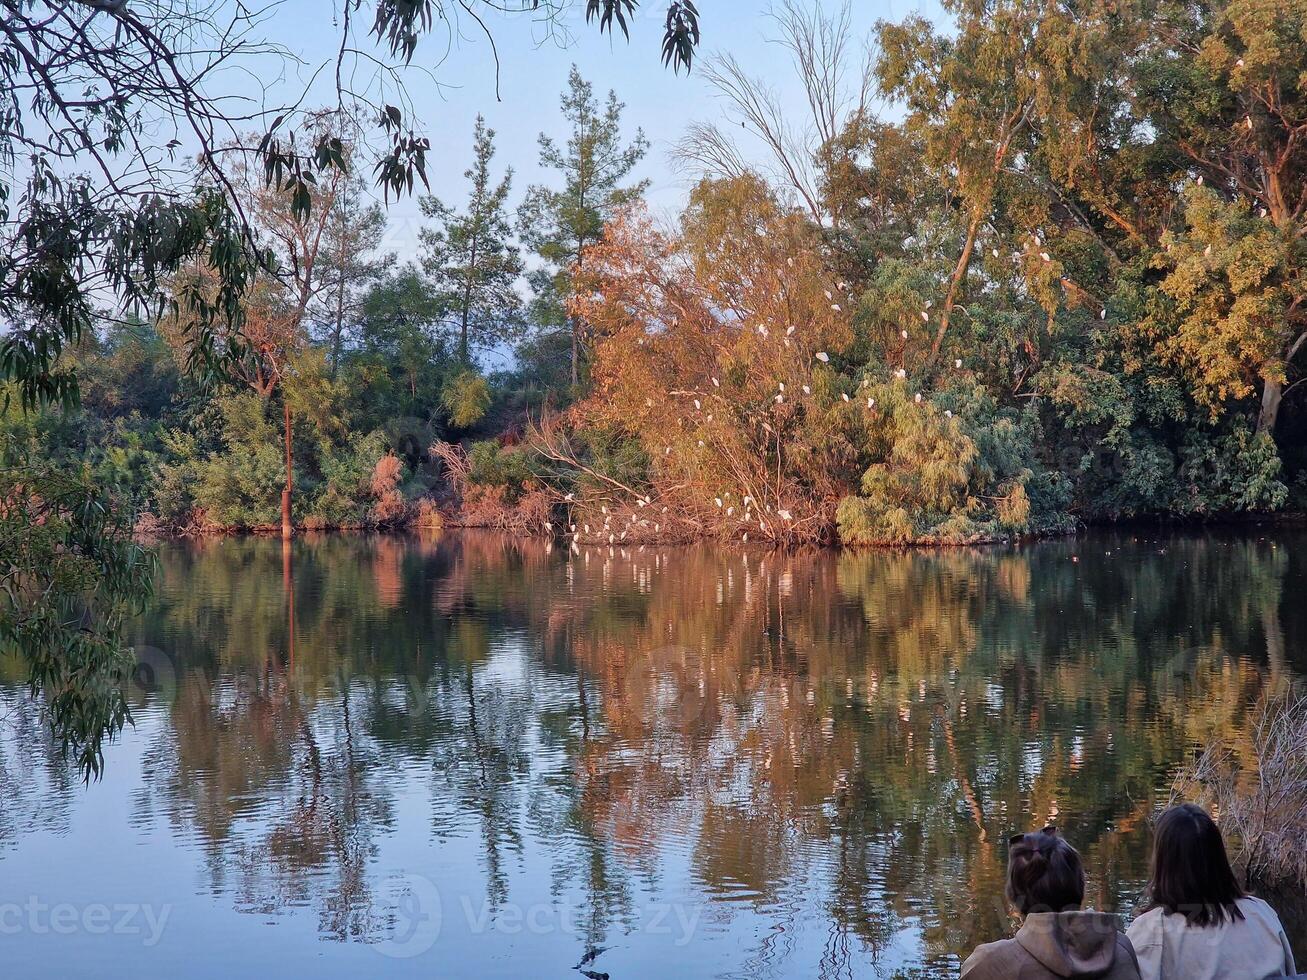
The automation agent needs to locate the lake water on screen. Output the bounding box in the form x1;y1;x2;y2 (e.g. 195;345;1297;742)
1;531;1302;978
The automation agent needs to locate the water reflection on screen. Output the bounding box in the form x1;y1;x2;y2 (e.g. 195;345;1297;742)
0;531;1301;978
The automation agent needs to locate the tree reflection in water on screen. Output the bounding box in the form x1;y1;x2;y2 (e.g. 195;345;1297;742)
0;531;1300;977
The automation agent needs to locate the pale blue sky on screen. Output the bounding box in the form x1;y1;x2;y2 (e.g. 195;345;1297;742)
268;0;945;254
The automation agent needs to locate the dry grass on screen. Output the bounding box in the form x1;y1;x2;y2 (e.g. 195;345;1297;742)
429;441;553;535
1174;692;1307;893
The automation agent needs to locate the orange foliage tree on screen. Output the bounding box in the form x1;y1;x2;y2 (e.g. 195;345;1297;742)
569;177;873;544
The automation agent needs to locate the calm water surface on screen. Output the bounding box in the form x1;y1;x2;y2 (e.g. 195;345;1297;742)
1;531;1303;978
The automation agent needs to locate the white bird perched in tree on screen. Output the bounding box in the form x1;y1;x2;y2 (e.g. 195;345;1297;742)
901;329;909;339
778;382;785;392
778;509;792;520
1204;244;1212;256
802;384;811;394
824;290;833;300
775;394;784;403
694;399;701;410
1040;252;1052;262
920;310;929;321
1245;115;1253;130
715;497;723;507
787;257;794;267
992;247;1000;257
945;410;953;418
1100;309;1107;320
757;324;769;336
712;377;720;387
896;368;907;379
815;351;829;362
665;446;671;454
867;397;875;408
914;392;922;403
786;325;796;335
955;358;963;368
565;492;575;501
1236;57;1244;67
1197;175;1204;185
841;392;850;402
831;304;842;312
698;439;705;446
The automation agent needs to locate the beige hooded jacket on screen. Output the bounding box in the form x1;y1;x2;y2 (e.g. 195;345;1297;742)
962;911;1143;980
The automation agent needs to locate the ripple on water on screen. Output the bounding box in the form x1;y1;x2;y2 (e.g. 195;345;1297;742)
2;529;1303;978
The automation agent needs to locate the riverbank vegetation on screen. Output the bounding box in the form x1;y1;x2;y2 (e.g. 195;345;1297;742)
10;0;1307;549
1177;693;1307;925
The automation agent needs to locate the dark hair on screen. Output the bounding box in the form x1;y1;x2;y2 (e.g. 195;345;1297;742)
1006;826;1086;915
1145;803;1246;927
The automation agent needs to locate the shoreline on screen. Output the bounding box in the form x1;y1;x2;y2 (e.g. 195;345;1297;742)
133;509;1307;548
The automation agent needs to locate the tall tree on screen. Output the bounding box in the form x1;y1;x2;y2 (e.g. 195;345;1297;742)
877;1;1046;363
314;175;392;375
519;67;650;387
420;116;523;365
1134;0;1307;436
163;117;350;540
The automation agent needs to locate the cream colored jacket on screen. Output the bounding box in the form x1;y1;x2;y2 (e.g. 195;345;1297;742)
1126;896;1296;980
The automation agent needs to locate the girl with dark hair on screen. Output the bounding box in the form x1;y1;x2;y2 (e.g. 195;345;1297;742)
1127;804;1297;980
962;826;1143;979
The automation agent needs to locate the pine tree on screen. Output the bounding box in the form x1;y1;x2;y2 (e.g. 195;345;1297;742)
519;66;649;387
314;174;392;375
420;115;523;365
